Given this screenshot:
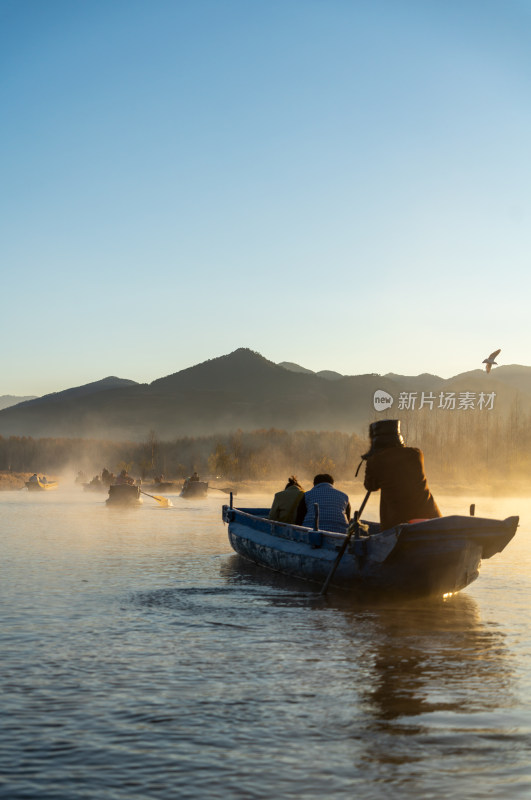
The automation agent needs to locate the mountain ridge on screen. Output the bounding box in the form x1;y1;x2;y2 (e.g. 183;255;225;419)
0;349;529;441
17;376;139;407
0;395;37;412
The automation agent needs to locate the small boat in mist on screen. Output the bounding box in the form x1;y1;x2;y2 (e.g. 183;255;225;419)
25;478;58;491
180;479;209;499
82;481;107;493
143;480;178;492
106;483;143;507
222;502;518;598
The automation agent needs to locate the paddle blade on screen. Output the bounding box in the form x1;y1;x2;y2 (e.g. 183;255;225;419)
153;495;172;507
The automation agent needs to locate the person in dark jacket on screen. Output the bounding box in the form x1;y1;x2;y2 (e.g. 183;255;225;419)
116;469;134;486
268;476;305;523
361;420;441;532
295;474;351;533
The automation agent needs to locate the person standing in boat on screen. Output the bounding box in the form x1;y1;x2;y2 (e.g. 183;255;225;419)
295;474;351;533
361;419;441;531
116;469;134;486
268;476;305;524
190;471;200;482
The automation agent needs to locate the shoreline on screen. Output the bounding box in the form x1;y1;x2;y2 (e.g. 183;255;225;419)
1;471;529;500
0;472;32;490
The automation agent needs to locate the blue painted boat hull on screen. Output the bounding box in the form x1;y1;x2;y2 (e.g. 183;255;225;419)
222;506;519;598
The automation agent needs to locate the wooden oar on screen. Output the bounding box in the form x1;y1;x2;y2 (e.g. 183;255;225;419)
139;489;171;507
319;491;371;596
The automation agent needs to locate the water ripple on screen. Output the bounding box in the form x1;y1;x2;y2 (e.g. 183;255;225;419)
1;493;531;798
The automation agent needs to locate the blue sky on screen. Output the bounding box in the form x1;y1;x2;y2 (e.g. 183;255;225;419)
2;0;531;395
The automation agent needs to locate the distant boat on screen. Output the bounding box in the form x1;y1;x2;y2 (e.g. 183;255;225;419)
25;479;58;491
82;481;107;493
106;483;143;507
180;479;209;498
222;503;518;598
143;480;177;492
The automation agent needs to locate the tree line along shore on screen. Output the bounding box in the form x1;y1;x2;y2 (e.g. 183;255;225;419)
0;411;530;496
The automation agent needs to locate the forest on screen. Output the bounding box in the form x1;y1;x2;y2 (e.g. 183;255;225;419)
0;399;530;491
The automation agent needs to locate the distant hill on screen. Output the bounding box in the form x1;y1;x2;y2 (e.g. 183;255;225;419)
0;395;37;411
278;361;315;375
316;370;343;381
17;376;138;407
279;361;343;381
383;372;446;391
0;349;529;441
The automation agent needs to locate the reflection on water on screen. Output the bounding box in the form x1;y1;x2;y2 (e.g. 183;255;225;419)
1;489;531;799
359;594;512;723
220;554;515;722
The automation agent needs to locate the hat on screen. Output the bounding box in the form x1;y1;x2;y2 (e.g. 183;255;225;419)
363;419;405;459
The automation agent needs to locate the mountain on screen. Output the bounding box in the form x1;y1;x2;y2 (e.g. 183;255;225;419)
383;372;446;391
279;361;344;381
0;348;529;441
316;370;343;381
446;365;531;396
0;395;37;411
16;376;138;407
278;361;315;375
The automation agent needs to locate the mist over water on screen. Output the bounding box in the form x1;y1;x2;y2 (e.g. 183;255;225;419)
1;487;530;799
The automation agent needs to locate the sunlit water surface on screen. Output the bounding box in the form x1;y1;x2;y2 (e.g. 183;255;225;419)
1;489;530;799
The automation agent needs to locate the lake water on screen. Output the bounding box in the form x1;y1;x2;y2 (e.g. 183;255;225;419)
1;488;530;799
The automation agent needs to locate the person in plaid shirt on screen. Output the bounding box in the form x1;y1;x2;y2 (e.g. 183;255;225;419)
295;474;351;533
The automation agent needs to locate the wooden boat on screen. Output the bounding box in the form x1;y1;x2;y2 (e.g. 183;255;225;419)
180;479;209;498
106;483;143;506
25;479;58;491
143;480;177;492
82;481;107;492
222;503;519;598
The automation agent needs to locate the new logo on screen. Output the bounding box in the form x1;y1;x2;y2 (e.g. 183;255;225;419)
373;389;394;411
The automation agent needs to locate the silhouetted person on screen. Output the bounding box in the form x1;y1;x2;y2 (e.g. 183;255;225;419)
116;469;134;486
190;472;200;482
296;474;351;533
268;476;305;524
361;420;441;531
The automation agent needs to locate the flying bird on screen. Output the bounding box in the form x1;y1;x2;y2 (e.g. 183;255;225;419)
482;348;501;373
